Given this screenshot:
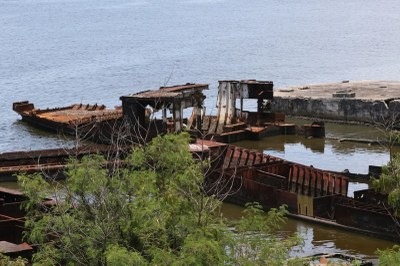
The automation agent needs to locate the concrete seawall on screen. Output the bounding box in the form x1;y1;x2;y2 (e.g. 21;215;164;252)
272;80;400;124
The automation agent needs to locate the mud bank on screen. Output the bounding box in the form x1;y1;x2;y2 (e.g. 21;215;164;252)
272;80;400;124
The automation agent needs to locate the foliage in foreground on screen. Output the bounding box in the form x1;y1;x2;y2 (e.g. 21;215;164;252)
0;254;27;266
376;245;400;266
372;153;400;263
18;133;301;265
372;153;400;214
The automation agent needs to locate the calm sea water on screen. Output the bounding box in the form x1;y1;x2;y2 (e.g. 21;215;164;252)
2;0;400;151
237;119;392;174
1;0;400;257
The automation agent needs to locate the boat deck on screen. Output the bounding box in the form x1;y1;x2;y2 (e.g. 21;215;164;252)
23;103;122;125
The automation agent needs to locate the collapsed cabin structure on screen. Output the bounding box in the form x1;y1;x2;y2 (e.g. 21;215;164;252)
202;80;280;141
213;80;275;130
200;80;324;142
120;83;208;142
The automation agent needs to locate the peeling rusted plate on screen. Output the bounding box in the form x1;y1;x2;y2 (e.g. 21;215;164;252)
126;84;208;99
0;241;33;254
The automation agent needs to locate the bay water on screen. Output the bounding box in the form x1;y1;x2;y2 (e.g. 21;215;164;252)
2;0;400;257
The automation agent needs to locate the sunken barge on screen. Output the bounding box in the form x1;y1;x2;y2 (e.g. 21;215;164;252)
13;101;123;143
202;141;400;242
2;139;397;246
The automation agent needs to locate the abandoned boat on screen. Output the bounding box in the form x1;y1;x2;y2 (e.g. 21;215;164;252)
201;140;400;242
12;101;123;143
9;80;395;242
0;144;123;181
0;138;398;246
13;80;325;145
0;187;33;259
119;81;325;143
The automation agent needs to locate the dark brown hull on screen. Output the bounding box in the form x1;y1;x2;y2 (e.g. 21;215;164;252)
208;143;400;242
13;101;123;142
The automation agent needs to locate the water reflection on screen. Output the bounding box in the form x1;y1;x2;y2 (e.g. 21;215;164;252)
243;135;326;153
286;220;394;258
347;182;369;198
221;202;395;258
236;121;392;174
0;182;20;190
232;121;397;257
1;121;76;153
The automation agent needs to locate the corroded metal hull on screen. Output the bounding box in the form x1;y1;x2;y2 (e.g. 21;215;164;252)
0;187;33;259
13;101;123;143
0;140;399;252
205;143;400;242
0;145;125;181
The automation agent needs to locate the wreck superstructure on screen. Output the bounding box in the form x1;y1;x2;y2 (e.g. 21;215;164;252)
213;80;275;132
13;80;324;144
203;80;279;141
202;80;324;142
118;80;324;142
120;83;207;141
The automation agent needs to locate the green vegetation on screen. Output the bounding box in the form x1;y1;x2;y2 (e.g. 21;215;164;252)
372;154;400;214
0;254;27;266
18;133;301;265
372;151;400;263
376;245;400;266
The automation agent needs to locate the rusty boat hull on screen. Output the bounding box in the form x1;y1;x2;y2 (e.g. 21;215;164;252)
203;141;400;242
13;101;123;143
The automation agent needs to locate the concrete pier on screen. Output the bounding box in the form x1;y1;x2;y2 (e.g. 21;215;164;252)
273;80;400;124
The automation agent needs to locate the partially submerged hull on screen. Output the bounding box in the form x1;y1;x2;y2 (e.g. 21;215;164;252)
13;101;123;142
203;142;400;242
0;140;398;250
0;144;125;181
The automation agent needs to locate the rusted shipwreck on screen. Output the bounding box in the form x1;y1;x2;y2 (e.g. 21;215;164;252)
201;141;400;242
0;139;399;247
119;80;324;143
120;83;208;142
0;144;127;181
120;80;301;142
0;187;33;259
13;101;123;142
13;80;324;145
